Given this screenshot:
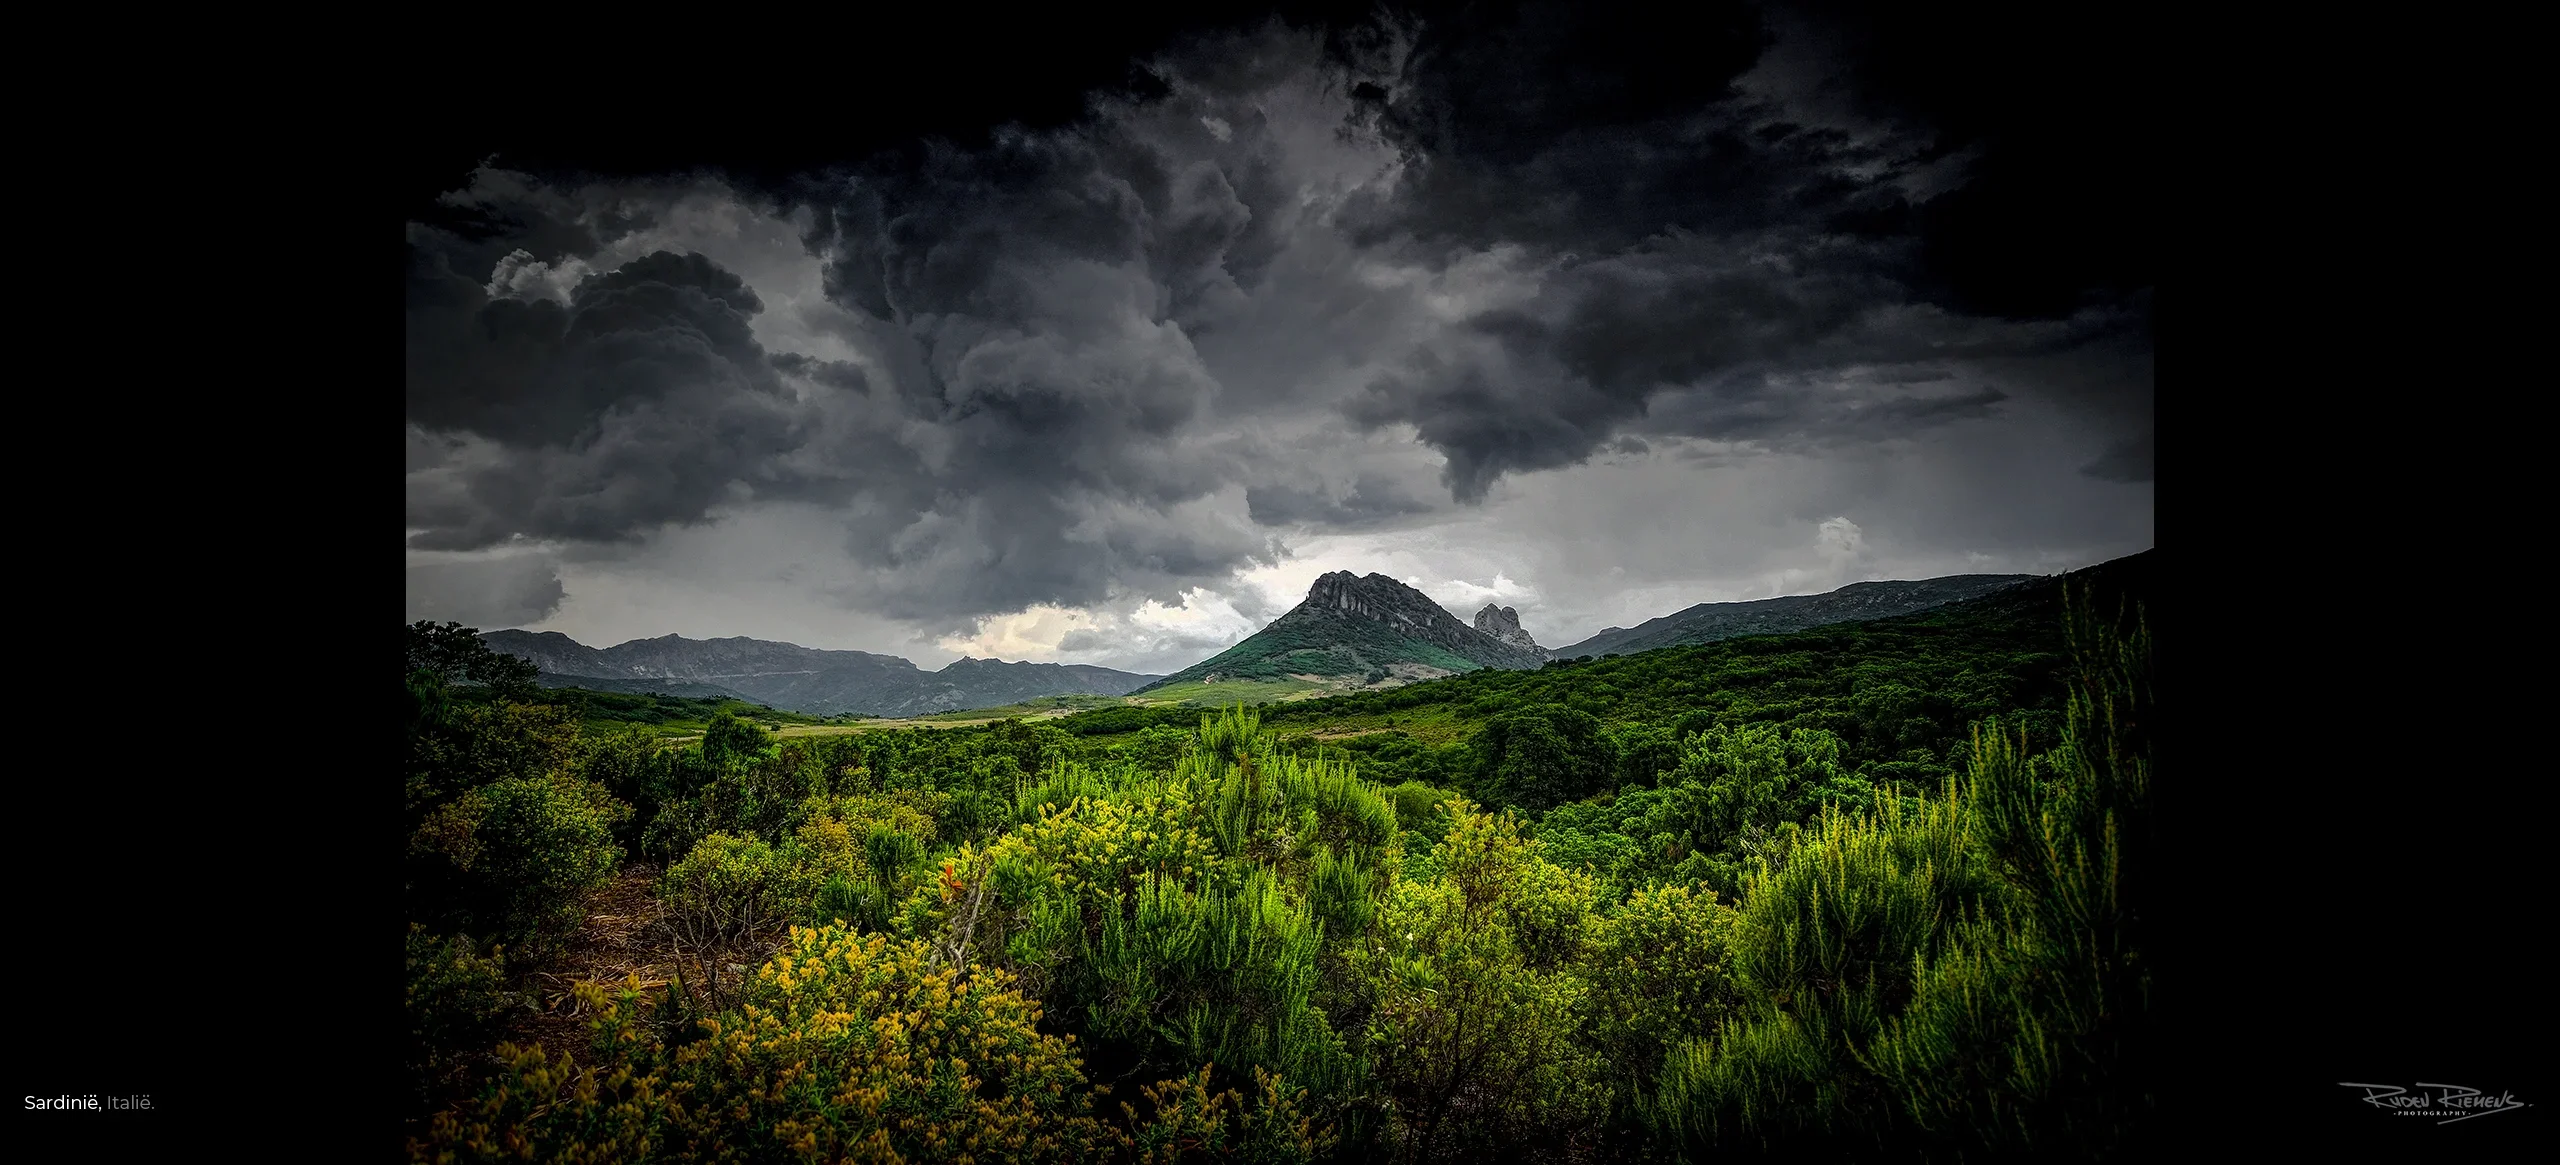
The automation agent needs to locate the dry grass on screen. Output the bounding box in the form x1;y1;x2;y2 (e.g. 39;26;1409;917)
498;863;787;1061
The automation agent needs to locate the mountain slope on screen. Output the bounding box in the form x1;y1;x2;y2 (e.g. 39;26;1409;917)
1549;573;2038;660
477;630;1161;717
1140;572;1545;692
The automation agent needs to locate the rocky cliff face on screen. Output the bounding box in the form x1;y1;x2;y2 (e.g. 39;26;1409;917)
1302;573;1545;670
1472;604;1540;652
1138;570;1547;691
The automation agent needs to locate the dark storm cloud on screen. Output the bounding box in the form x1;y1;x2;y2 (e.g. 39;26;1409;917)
1286;2;2149;501
404;236;824;551
407;248;780;445
2080;431;2155;483
1332;1;2153;317
1334;1;1792;252
406;2;2151;640
1245;472;1435;528
405;557;568;629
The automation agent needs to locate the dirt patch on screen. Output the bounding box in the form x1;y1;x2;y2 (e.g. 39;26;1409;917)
496;864;787;1062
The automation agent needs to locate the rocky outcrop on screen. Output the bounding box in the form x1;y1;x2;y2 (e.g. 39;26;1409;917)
1301;573;1547;670
1138;570;1547;691
1472;604;1540;652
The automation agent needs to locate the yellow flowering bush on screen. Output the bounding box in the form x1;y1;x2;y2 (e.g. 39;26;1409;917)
1115;1065;1337;1165
412;926;1108;1164
992;793;1218;904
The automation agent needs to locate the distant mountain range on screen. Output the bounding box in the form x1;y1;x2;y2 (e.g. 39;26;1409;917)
1546;574;2037;659
478;569;2051;715
477;630;1160;717
1139;571;1547;693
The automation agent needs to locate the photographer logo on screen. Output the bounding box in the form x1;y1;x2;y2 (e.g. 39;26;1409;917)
2338;1082;2530;1124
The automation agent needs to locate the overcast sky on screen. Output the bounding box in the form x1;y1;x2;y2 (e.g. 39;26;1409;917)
403;1;2152;675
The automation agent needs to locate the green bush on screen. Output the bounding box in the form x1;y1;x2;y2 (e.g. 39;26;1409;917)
1581;885;1744;1102
403;924;527;1112
658;833;792;950
1349;801;1607;1161
407;775;627;955
1646;590;2153;1159
1469;705;1617;813
698;710;773;771
406;698;584;819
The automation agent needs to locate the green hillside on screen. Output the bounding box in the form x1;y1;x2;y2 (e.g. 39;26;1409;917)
404;548;2155;1161
1155;603;1484;685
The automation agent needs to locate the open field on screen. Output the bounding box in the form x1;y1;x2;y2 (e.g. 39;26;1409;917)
637;677;1388;742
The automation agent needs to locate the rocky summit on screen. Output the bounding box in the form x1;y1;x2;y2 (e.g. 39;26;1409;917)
1139;571;1546;692
1473;604;1540;652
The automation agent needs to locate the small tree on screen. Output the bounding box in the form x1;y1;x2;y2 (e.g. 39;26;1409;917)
700;710;773;772
406;621;540;700
1470;705;1616;813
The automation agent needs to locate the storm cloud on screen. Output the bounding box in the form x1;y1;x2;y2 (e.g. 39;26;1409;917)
402;2;2152;666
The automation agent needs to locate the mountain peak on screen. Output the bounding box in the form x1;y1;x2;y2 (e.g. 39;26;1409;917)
1143;568;1546;692
1473;603;1540;652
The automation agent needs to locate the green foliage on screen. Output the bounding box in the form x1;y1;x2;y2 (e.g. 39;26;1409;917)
1116;1065;1340;1165
1645;585;2153;1159
1469;704;1616;812
659;833;791;950
406;692;585;819
408;620;540;699
409;775;628;956
959;712;1385;1099
411;928;1108;1164
1348;801;1607;1162
1581;885;1745;1099
699;710;774;771
405;925;528;1112
405;555;2155;1162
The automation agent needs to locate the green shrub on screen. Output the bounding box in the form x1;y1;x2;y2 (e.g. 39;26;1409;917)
403;925;527;1112
1581;885;1745;1101
406;698;584;819
1646;591;2153;1159
1115;1065;1339;1165
698;710;772;771
658;833;791;951
1349;801;1607;1161
408;775;627;955
1469;705;1616;813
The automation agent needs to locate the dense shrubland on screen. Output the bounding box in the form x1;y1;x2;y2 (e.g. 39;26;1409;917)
402;555;2152;1161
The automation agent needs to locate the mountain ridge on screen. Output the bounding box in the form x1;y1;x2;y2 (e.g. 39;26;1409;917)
1548;573;2039;659
478;630;1160;717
